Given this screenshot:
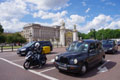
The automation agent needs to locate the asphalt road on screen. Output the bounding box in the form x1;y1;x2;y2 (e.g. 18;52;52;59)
0;47;120;80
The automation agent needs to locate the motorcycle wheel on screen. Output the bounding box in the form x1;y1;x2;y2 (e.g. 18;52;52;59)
23;61;30;70
42;59;46;66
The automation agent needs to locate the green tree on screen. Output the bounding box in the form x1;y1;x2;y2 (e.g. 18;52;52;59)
0;24;4;34
6;33;26;44
0;34;6;43
78;32;89;39
79;29;120;40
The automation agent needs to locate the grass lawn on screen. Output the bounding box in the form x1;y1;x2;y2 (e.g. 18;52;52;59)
2;46;22;49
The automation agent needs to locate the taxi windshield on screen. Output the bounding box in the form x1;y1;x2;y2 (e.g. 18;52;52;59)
102;40;114;46
24;42;35;47
67;42;89;53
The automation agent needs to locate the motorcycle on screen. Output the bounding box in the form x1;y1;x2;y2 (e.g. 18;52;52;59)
23;51;47;70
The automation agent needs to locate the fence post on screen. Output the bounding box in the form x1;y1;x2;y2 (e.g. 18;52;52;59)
12;45;13;51
1;46;3;52
57;42;58;48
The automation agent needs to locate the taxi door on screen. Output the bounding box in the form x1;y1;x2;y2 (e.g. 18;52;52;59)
87;43;98;67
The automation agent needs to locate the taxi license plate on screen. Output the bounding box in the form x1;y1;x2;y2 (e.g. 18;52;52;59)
58;66;67;70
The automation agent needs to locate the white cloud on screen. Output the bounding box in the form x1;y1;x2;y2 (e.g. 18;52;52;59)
0;0;70;32
33;14;120;33
108;21;120;29
25;0;70;10
52;14;86;30
82;2;86;6
105;2;116;6
1;19;26;32
0;0;28;21
0;0;119;33
33;13;86;30
33;10;68;21
67;15;85;24
101;0;106;2
80;14;112;33
85;8;90;13
0;0;28;32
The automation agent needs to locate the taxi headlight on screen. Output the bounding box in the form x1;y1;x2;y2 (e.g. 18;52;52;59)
74;59;78;64
109;48;113;50
55;56;58;60
21;48;26;51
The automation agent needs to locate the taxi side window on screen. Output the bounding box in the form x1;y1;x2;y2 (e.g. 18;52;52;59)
96;43;102;52
90;43;96;50
96;43;102;49
89;43;96;53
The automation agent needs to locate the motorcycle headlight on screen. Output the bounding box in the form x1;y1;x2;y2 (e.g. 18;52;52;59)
55;56;58;60
25;57;28;60
74;59;78;64
21;48;26;51
25;55;30;60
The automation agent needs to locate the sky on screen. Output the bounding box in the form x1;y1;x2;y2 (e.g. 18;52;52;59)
0;0;120;33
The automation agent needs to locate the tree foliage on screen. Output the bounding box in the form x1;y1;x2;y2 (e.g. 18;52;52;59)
0;34;6;43
0;24;4;34
78;29;120;40
0;33;26;44
6;33;27;43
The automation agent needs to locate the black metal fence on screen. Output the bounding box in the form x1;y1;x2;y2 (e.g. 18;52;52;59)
0;43;66;52
0;45;22;52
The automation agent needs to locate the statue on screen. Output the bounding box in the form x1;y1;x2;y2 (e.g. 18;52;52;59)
74;24;76;30
61;20;65;27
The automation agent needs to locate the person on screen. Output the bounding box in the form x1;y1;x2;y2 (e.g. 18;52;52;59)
34;42;43;63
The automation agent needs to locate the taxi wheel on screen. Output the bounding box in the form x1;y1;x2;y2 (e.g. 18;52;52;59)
100;56;105;64
80;64;87;75
18;54;22;56
112;50;116;54
59;69;64;73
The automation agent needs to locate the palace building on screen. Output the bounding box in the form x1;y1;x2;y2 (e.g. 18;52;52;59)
21;22;78;46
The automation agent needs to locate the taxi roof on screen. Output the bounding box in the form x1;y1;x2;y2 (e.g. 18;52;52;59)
73;40;100;44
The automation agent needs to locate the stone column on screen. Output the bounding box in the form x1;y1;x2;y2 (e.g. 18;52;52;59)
29;27;33;42
60;21;66;46
73;25;78;41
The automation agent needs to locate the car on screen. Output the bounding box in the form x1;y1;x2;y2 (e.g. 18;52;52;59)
54;40;105;75
102;40;118;54
117;41;120;46
17;41;53;56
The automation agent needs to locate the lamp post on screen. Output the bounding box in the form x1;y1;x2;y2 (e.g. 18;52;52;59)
29;32;32;42
90;29;96;40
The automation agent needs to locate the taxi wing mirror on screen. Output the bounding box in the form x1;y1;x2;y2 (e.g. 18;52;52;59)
89;49;95;53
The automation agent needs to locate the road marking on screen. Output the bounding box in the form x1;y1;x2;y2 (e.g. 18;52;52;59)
97;60;110;73
47;53;61;57
98;67;108;73
0;58;58;80
12;59;25;62
47;59;55;63
29;69;58;80
39;67;56;73
98;60;110;70
0;54;16;58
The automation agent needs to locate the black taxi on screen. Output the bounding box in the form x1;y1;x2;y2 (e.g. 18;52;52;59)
54;40;105;75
